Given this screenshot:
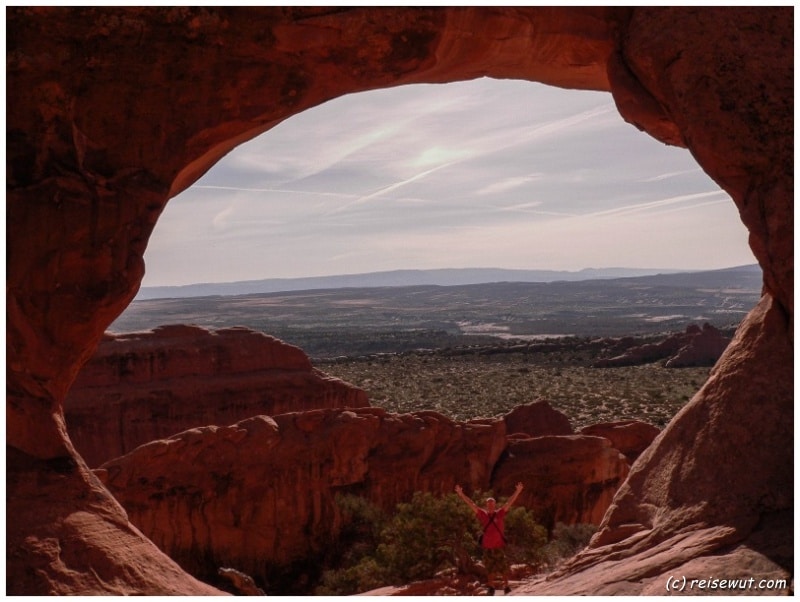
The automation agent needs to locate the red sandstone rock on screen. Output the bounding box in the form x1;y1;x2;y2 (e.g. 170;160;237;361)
6;446;224;596
593;323;730;368
97;406;630;590
6;6;793;595
97;408;507;588
665;323;731;368
64;324;368;466
580;420;660;463
492;435;629;530
522;294;793;594
502;399;574;438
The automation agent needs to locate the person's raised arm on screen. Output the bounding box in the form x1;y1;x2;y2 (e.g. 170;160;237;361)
502;482;524;511
454;484;480;512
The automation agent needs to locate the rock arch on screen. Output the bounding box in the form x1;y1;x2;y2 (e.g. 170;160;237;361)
7;7;792;594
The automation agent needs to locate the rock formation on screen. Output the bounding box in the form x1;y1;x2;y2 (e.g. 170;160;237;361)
6;445;223;596
502;399;574;438
493;435;629;529
96;408;505;590
665;323;732;368
579;420;660;463
64;324;368;466
518;295;794;595
593;323;730;368
7;6;792;595
96;406;627;591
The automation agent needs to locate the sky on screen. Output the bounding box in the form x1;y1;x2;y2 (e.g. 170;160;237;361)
142;77;755;287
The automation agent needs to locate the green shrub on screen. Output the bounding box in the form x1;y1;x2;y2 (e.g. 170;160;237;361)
374;491;478;584
316;557;387;596
316;491;551;595
331;493;388;565
503;506;549;567
539;522;597;567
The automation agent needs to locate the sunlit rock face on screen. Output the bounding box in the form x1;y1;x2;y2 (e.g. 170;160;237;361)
6;6;792;595
64;325;368;467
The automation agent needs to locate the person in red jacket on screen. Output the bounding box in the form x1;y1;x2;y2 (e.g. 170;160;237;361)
455;482;524;595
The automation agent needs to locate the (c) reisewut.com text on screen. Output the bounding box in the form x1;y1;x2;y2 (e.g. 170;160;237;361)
665;576;788;593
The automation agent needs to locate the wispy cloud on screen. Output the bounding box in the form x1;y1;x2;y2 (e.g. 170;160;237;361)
475;175;543;196
195;184;358;200
578;190;726;219
145;78;753;286
640;168;702;182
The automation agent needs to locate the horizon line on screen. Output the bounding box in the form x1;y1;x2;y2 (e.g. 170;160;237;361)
139;263;760;290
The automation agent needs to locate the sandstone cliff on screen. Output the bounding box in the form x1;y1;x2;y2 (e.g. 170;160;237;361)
580;420;661;464
64;324;368;467
97;404;629;591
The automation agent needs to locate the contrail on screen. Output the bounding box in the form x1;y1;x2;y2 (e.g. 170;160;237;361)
580;190;727;219
647;197;731;215
326;160;461;214
327;103;617;215
639;168;702;182
194;185;357;199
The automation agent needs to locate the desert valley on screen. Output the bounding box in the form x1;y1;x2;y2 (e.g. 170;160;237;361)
59;267;763;594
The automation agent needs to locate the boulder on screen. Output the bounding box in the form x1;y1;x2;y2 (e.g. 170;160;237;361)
492;435;629;530
503;399;573;438
580;420;660;463
218;567;266;596
665;323;731;368
65;325;368;467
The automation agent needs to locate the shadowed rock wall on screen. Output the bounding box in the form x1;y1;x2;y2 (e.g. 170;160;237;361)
97;407;628;590
64;325;368;467
7;6;792;594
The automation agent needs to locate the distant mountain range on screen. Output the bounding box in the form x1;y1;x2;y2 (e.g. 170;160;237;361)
135;265;760;301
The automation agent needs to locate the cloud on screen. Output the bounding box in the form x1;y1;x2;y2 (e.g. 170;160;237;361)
640;168;703;182
475;175;543;196
326;159;464;214
211;205;235;231
144;78;753;286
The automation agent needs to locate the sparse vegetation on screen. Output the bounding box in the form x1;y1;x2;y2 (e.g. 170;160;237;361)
319;345;710;429
316;491;578;596
110;275;751;428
